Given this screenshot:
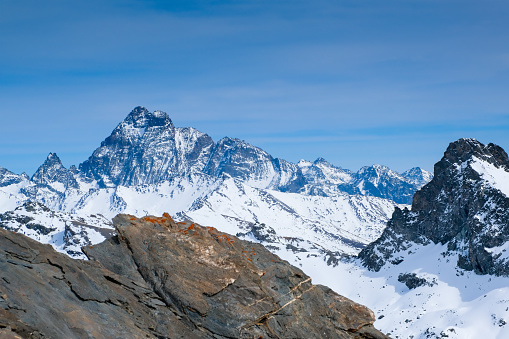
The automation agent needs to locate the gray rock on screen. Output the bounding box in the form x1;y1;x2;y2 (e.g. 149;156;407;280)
0;213;389;338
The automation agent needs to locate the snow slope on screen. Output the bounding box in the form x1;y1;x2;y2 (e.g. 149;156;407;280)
269;240;509;339
0;202;114;259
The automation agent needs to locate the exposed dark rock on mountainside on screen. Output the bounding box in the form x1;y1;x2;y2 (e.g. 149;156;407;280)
79;106;216;187
0;214;388;339
359;138;509;276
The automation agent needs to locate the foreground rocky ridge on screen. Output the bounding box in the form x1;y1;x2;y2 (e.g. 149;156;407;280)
0;214;388;338
359;138;509;276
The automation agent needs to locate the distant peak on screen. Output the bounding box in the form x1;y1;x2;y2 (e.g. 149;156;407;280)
132;105;149;113
45;152;62;164
313;157;329;165
402;167;422;175
360;164;389;172
123;106;173;129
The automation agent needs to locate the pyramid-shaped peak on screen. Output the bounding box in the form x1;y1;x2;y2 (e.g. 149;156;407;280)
31;152;78;189
45;152;62;164
123;106;173;129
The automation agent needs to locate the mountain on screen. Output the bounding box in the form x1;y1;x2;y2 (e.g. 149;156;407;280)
294;158;432;204
0;167;29;187
31;152;78;190
75;106;430;201
0;214;389;339
401;166;434;188
0;201;113;258
0;168;30;212
336;164;423;204
79;106;215;187
276;138;509;338
359;138;509;275
0;106;426;258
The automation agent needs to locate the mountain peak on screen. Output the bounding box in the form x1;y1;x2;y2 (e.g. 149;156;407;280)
441;138;509;170
313;157;330;165
45;152;62;164
32;152;64;179
360;139;509;275
123;106;173;129
31;152;78;190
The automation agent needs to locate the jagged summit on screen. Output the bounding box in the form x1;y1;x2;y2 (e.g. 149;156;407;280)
2;106;433;206
121;106;174;130
359;138;509;275
78;107;213;187
439;138;509;171
31;152;78;190
0;167;29;187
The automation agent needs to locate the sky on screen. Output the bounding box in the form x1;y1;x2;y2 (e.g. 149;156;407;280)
1;0;509;175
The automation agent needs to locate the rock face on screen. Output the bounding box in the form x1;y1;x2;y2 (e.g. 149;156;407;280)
0;214;388;339
359;138;509;276
78;106;215;187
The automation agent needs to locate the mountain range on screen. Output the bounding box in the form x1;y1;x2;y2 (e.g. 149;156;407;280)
0;106;432;259
5;107;509;337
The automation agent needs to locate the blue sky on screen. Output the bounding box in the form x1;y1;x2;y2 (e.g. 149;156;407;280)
1;0;509;175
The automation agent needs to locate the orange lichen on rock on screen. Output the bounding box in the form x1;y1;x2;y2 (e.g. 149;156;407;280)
142;216;160;224
162;212;175;223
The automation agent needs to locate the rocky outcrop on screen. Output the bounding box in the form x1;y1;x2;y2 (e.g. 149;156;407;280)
0;213;389;338
359;138;509;276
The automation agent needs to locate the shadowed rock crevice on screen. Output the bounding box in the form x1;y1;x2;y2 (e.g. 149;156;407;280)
1;213;389;338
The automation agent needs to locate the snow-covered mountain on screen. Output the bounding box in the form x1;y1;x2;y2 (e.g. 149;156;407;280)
0;106;443;337
0;201;113;259
401;166;434;188
329;138;509;337
75;106;430;201
359;138;509;275
2;105;509;338
79;106;215;187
